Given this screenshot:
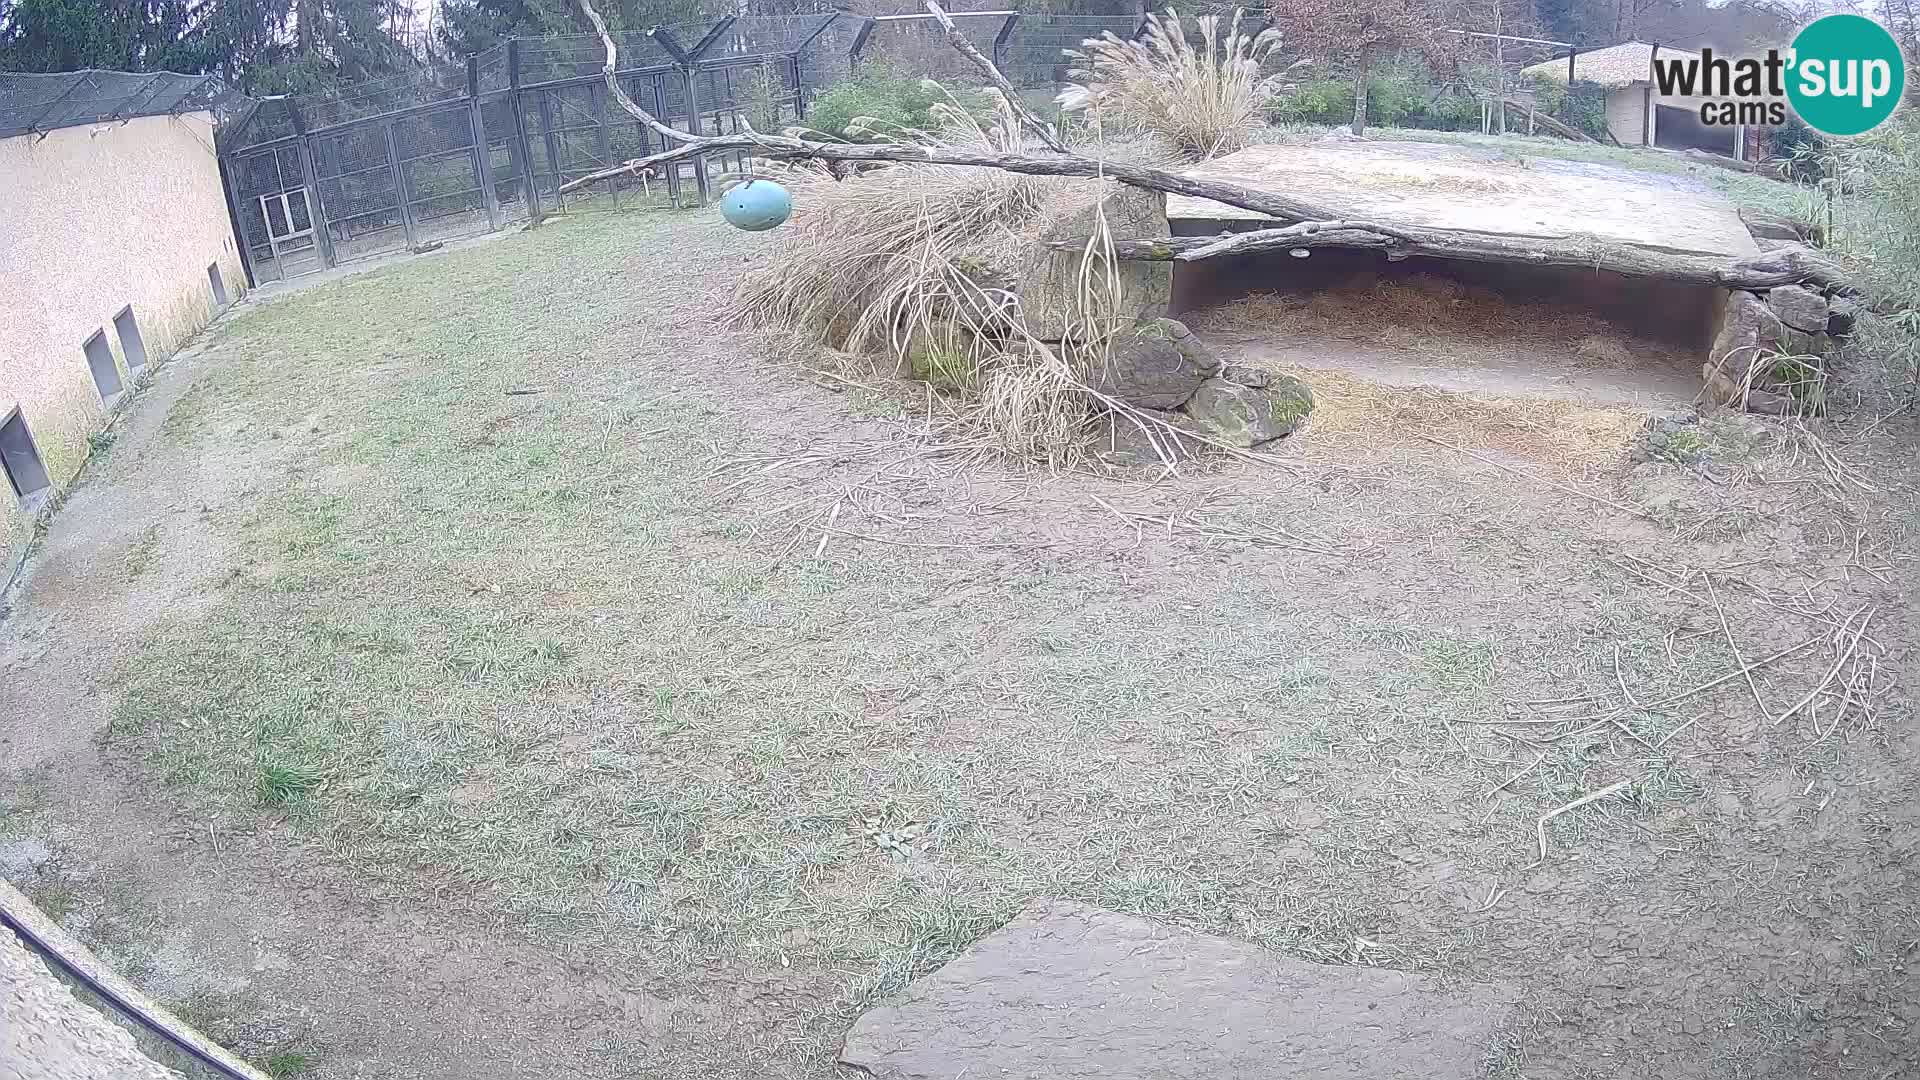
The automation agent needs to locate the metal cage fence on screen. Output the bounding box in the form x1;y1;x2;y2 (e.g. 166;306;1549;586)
214;9;1163;284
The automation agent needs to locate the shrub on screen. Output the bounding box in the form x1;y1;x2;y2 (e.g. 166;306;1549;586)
1269;67;1478;131
804;69;947;141
1058;7;1292;159
1526;74;1608;140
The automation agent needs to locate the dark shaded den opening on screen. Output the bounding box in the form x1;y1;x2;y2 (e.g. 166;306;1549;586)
1167;222;1721;405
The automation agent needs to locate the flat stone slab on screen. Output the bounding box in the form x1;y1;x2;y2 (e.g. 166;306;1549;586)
1170;140;1761;259
840;900;1512;1080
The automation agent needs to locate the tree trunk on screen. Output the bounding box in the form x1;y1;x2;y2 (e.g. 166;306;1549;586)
1350;62;1369;136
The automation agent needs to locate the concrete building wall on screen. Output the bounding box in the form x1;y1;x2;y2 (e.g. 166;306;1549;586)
0;111;244;510
1604;84;1650;145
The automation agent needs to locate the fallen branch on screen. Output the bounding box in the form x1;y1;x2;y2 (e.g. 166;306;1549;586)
925;2;1067;153
1528;777;1639;867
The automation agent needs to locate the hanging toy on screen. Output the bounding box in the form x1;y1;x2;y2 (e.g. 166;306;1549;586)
720;177;792;232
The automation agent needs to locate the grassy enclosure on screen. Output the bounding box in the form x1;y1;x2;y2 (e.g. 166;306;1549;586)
6;9;1920;1074
0;195;1908;1077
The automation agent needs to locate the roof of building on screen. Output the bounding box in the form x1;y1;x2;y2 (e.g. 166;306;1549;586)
1520;41;1699;89
0;70;231;140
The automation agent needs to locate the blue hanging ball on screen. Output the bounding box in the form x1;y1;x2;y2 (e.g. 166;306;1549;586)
720;179;792;232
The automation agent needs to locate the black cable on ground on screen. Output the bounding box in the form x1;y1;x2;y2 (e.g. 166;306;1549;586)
1;905;261;1080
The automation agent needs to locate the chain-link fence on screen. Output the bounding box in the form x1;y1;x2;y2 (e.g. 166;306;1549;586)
216;10;1155;284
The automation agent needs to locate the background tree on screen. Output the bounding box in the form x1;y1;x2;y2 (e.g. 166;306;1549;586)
1269;0;1466;135
436;0;717;60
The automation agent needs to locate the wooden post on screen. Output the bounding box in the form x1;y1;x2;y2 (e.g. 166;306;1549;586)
467;54;503;230
506;39;543;222
383;123;420;249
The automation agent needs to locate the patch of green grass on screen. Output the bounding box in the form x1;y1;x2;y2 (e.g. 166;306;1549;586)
89;209;1907;1077
28;878;79;921
124;525;162;579
261;1051;316;1078
847;388;908;419
255;762;323;807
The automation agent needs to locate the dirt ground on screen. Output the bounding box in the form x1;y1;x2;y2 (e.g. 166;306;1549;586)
2;209;1917;1080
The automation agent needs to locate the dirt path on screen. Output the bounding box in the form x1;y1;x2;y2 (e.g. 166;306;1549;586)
3;212;1917;1079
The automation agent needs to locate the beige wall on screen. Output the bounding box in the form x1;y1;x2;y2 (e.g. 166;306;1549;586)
1605;84;1650;145
0;111;244;509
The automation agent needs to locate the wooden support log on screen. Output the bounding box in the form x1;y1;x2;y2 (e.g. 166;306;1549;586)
1067;230;1857;295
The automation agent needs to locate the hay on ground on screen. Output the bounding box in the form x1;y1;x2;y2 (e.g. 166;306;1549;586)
1190;275;1692;371
1283;367;1647;467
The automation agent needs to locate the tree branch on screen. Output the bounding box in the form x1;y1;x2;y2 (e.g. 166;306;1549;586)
925;0;1068;152
578;0;694;145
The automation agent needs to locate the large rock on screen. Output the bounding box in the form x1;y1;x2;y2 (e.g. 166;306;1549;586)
1181;374;1313;447
1708;290;1784;380
840;900;1512;1080
1766;285;1830;334
1701;363;1747;408
1745;386;1797;415
1016;184;1172;341
1088;318;1218;408
1219;361;1270;388
1828;296;1860;337
1739;207;1814;243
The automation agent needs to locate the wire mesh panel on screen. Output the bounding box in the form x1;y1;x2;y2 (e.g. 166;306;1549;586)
298;70;465;132
229;144;322;282
521;72;687;213
394;103;495;247
0;70;227;138
517;31;678;86
998;14;1141;89
857;13;1010;83
308;122;407;264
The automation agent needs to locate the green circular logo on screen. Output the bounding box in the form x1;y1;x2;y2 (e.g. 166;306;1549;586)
1787;14;1906;136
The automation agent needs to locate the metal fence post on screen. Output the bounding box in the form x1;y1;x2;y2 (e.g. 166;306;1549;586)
284;100;337;269
506;39;543;222
535;91;564;207
992;12;1021;74
467;55;503;230
682;65;709;206
382;123;420;249
654;79;681;206
849;17;877;65
589;80;616;208
789;54;805;120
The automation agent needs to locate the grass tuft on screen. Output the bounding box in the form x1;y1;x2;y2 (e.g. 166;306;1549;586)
255;762;322;807
1060;7;1293;159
